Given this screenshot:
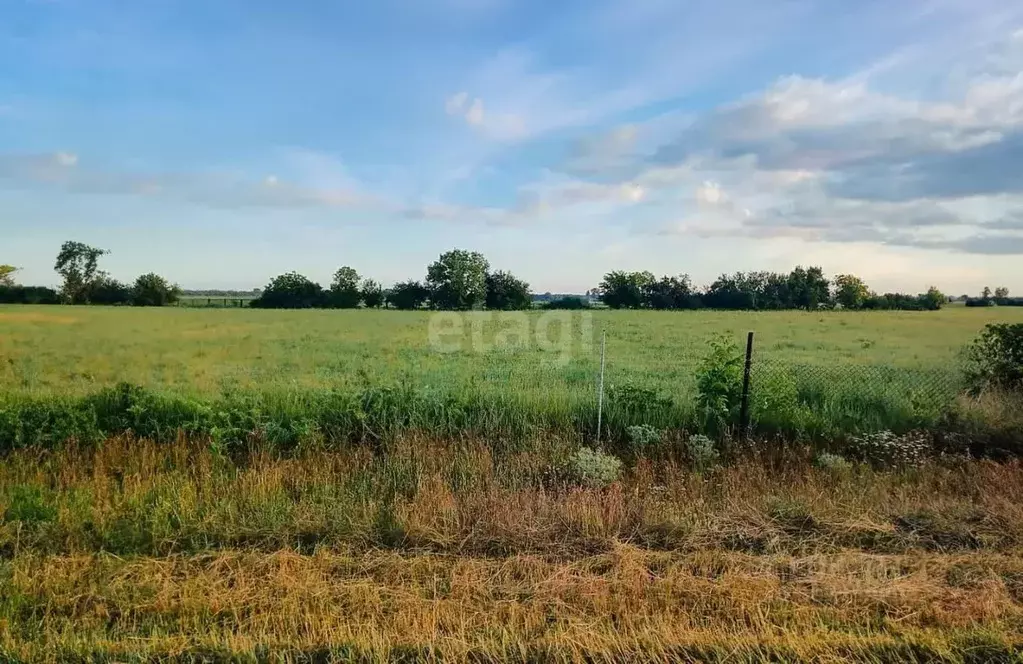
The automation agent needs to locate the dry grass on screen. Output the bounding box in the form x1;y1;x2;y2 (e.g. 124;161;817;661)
3;439;1023;661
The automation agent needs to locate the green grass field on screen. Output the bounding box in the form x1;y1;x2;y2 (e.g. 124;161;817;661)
2;304;1022;447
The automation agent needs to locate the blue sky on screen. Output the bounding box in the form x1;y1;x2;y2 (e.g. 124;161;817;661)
2;0;1023;294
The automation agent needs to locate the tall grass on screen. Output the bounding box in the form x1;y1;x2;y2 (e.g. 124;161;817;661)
3;438;1023;661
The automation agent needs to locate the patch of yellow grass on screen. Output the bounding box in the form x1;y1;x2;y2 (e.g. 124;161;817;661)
0;311;79;324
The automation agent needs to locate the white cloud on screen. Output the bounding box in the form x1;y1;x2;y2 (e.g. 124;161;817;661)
55;152;78;167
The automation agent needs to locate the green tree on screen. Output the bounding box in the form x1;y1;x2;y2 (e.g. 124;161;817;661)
995;287;1010;299
361;279;385;308
251;272;324;309
89;277;133;305
329;266;362;308
833;274;870;310
643;274;695;310
0;265;18;286
132;273;181;307
920;286;946;311
599;270;655;309
54;241;109;304
982;286;993;300
788;266;831;310
386;280;430;310
426;249;489;310
485;270;532;310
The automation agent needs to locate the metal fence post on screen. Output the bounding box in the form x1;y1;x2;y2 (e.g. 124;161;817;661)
738;331;754;438
596;330;606;445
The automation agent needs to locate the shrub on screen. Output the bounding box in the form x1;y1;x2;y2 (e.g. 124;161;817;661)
684;434;720;471
251;272;325;309
966;323;1023;392
0;285;60;304
541;296;590;310
695;337;744;433
845;430;931;468
625;424;661;455
88;277;133;305
607;383;673;417
814;452;853;473
386;280;430;310
568;447;623;488
485;271;532;310
132;273;181;306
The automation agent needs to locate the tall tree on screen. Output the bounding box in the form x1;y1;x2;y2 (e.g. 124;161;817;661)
426;249;489;310
921;286;946;311
982;286;993;300
995;287;1010;299
833;274;870;310
599;271;655;309
0;265;18;287
329;266;362;308
788;266;831;310
54;241;108;304
642;274;695;310
485;270;532;310
361;279;385;308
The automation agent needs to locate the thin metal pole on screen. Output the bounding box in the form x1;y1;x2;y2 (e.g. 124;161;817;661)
739;331;754;438
597;330;606;444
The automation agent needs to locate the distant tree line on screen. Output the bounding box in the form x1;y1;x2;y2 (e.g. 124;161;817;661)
0;242;181;306
598;268;949;311
965;286;1021;307
3;242;1015;313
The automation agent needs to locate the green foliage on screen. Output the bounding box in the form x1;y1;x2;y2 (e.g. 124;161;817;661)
599;270;655;309
567;447;622;488
426;249;489;310
3;484;56;524
684;434;719;471
695;337;744;432
625;424;661;455
0;264;18;287
845;430;931;468
329;266;362;309
643;274;698;310
814;452;853;473
0;285;60;304
788;265;831;310
485;270;532;310
921;286;946;311
967;323;1023;392
386;280;430;310
541;296;590;310
833;274;869;310
132;273;181;307
54;240;109;304
361;279;385;308
88;277;133;305
252;272;325;309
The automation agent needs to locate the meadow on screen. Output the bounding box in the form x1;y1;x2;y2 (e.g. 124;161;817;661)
1;304;1021;448
3;305;1023;661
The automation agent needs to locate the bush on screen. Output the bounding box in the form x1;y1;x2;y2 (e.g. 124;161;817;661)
845;430;930;468
695;337;744;433
386;280;430;310
568;447;623;488
814;452;853;473
541;296;590;310
132;273;181;306
684;434;720;471
251;272;325;309
0;285;60;304
88;277;133;305
967;323;1023;392
625;424;661;455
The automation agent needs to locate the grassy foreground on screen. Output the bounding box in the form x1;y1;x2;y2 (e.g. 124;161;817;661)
3;437;1023;661
3;305;1022;444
